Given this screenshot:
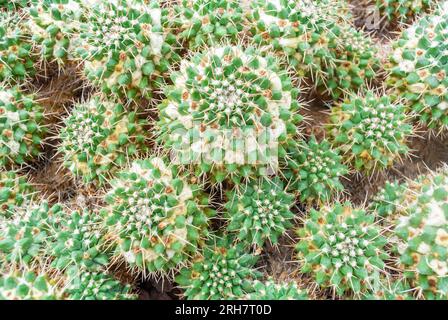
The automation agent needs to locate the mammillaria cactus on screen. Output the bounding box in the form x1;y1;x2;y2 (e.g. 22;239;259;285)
296;202;388;296
387;3;448;131
103;157;214;275
0;202;63;267
171;0;245;49
66;271;136;300
157;45;302;185
175;236;260;300
373;0;435;24
59;98;149;185
225;178;295;247
47;209;109;273
328;91;412;173
77;0;179;101
283;136;347;203
0;85;47;167
0;170;34;217
0;12;35;83
362;275;415;300
0;270;61;300
246;278;308;300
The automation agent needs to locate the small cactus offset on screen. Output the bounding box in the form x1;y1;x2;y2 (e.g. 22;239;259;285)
0;85;47;167
0;270;61;300
59;98;149;185
0;170;34;217
225;178;295;248
283;136;348;203
171;0;245;49
0;12;35;83
296;202;389;297
103;156;214;275
246;279;308;300
387;2;448;131
328;91;413;173
77;0;179;101
175;236;260;300
157;45;302;185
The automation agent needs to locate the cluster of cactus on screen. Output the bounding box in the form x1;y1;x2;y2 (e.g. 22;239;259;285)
225;178;295;247
387;2;448;131
0;170;34;217
103;156;214;274
76;0;179;101
0;85;47;167
157;45;302;184
328;91;413;173
246;279;308;300
373;0;436;24
59;98;149;185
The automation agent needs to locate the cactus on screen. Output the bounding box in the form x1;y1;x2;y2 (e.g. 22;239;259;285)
47;209;109;274
0;12;35;83
296;202;388;296
171;0;244;49
77;0;179;101
0;0;29;11
0;201;63;268
283;136;348;203
59;98;149;185
328;91;412;173
225;178;295;248
175;236;260;300
387;2;448;131
374;0;435;24
0;85;47;167
103;156;214;275
157;45;302;185
66;271;136;300
0;170;34;217
246;278;308;300
0;270;61;300
362;275;415;300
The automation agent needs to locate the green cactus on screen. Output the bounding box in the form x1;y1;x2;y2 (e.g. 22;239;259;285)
171;0;244;49
0;12;35;83
0;170;34;217
0;85;47;167
374;0;435;24
362;275;415;300
103;156;214;274
225;178;295;248
47;209;110;273
296;202;388;297
59;98;149;185
387;2;448;130
0;0;29;11
175;236;260;300
246;278;308;300
283;136;348;203
328;91;412;173
157;45;302;185
77;0;179;101
66;271;136;300
369;180;408;217
0;270;61;300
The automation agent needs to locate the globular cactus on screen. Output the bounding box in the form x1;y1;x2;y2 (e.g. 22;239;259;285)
0;12;35;83
175;236;260;300
225;178;295;248
0;170;34;218
0;270;61;300
0;85;47;167
59;98;149;185
0;201;63;268
171;0;245;49
246;278;308;300
77;0;179;101
103;157;214;275
369;180;408;217
328;91;412;173
157;45;302;185
66;271;136;300
283;136;348;203
387;3;448;131
374;0;435;24
296;202;388;297
47;209;109;274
